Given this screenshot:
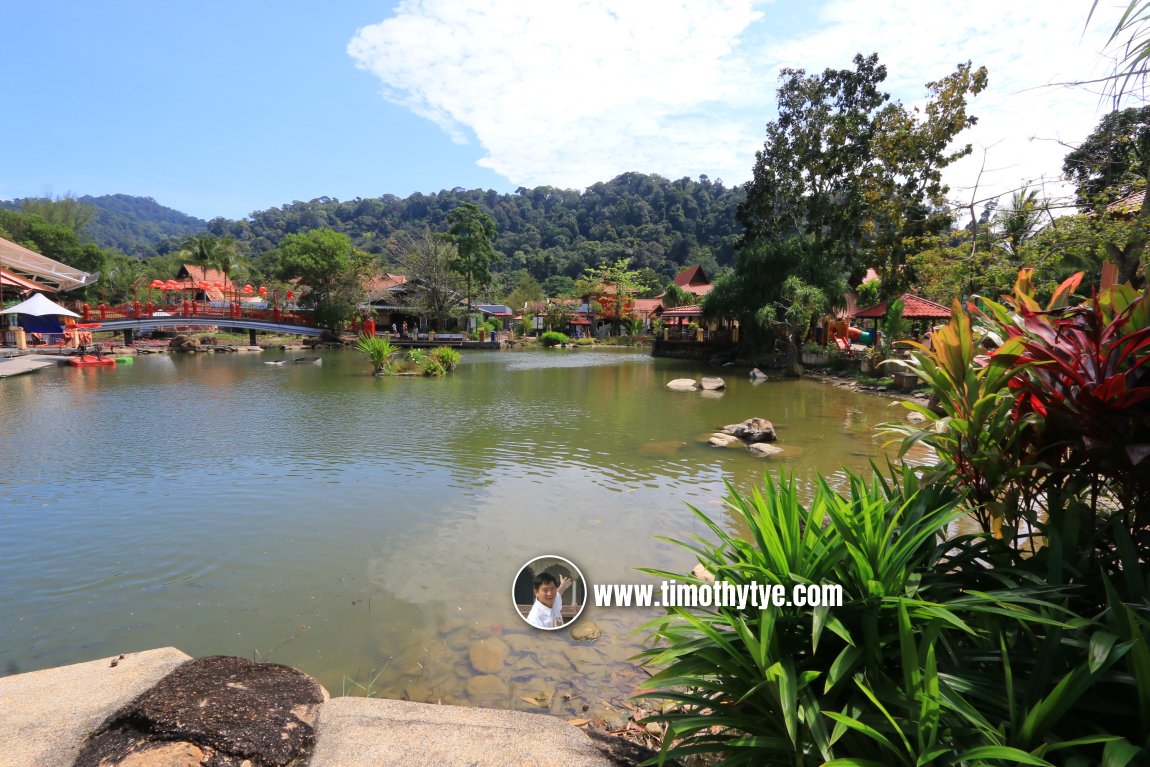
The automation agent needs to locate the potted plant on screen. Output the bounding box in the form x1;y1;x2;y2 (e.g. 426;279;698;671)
801;342;828;366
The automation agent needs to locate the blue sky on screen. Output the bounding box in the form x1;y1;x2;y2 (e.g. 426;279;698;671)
1;1;1117;221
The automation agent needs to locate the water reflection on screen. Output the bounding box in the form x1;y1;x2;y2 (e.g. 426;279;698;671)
0;349;935;709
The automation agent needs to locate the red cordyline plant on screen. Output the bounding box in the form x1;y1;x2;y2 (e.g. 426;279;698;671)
974;269;1150;568
886;268;1150;564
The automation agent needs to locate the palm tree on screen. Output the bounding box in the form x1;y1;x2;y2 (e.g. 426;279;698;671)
995;187;1044;257
212;237;245;294
178;234;218;283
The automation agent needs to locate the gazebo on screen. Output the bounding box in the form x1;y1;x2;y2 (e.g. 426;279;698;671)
852;294;952;343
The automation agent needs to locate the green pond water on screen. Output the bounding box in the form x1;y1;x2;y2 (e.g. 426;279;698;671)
0;348;930;718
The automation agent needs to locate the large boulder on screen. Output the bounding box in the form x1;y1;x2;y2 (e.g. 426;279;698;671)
749;367;767;380
666;378;698;391
168;334;199;353
726;417;777;443
74;656;327;767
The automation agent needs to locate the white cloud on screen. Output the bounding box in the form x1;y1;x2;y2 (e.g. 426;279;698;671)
348;0;766;187
350;0;1118;206
763;0;1117;211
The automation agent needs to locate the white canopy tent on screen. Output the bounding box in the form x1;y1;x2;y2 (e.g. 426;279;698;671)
0;292;81;318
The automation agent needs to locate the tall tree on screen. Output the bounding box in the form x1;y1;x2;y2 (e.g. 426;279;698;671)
578;257;645;335
1063;106;1150;207
385;229;463;330
1064;107;1150;285
447;202;498;318
739;53;986;296
273;228;371;329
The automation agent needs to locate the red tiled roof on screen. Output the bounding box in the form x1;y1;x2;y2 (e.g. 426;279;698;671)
853;294;952;320
364;273;408;299
672;264;709;288
177;264;228;287
661;304;703;318
632;298;663;315
1107;190;1145;215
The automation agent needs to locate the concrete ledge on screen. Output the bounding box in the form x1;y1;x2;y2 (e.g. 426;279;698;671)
311;697;618;767
0;648;192;767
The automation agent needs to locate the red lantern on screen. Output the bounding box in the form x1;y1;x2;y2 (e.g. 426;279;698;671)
150;279;165;290
243;284;254;295
258;286;267;297
286;290;294;300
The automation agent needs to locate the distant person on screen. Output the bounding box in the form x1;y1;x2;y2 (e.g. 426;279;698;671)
526;572;572;630
391;323;397;336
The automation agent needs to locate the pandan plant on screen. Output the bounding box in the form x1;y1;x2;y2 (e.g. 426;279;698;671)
356;334;396;376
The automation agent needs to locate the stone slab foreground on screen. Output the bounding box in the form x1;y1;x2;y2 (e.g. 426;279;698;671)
0;649;628;767
311;697;615;767
0;647;192;767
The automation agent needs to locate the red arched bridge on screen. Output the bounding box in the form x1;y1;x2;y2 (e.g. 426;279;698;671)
78;301;326;341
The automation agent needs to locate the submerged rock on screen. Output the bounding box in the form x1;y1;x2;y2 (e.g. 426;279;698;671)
666;378;698;391
469;636;510;674
748;443;784;458
707;433;741;447
570;621;602;641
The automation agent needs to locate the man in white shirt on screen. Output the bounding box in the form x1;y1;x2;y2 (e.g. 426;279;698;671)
526;572;572;629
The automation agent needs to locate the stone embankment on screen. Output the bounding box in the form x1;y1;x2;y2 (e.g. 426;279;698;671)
0;648;660;767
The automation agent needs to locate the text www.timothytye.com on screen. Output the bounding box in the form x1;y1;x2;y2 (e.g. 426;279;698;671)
593;581;844;610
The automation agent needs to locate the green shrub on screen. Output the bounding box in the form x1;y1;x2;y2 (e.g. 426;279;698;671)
356;334;397;375
638;469;1075;765
826;345;851;371
540;331;569;347
406;348;428;366
573;337;595;346
421;357;445;376
430;346;461;371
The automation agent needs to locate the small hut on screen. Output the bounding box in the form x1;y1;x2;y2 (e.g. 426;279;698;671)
852;294;953;345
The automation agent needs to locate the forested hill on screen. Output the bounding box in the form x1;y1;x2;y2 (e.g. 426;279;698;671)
0;194;206;255
205;173;744;283
4;174;744;284
80;194;206;254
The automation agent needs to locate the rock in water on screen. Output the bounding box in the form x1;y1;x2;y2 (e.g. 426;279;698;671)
733;417;777;443
666;378;698;391
469;636;510;673
700;377;726;390
570;621;602;641
466;675;510;706
748;443;784;457
749;367;767;380
708;433;740;447
73;655;327;767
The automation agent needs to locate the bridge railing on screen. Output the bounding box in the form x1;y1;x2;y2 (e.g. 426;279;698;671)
65;301;315;328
